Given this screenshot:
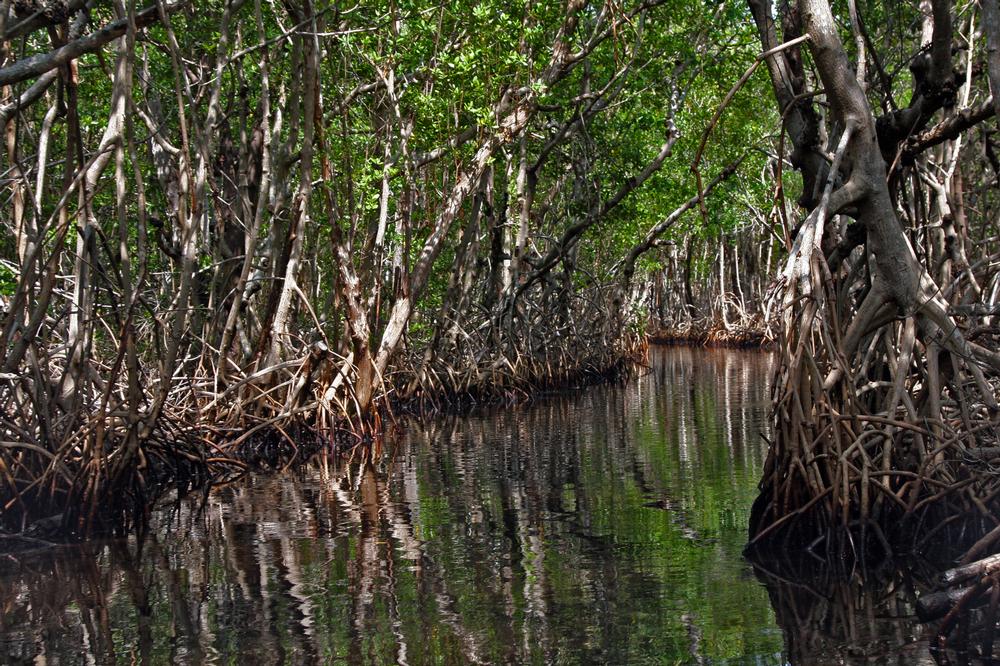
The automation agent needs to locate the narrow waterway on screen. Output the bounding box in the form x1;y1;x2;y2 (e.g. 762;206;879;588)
0;348;934;664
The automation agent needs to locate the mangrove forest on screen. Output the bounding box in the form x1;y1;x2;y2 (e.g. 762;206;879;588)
1;0;1000;662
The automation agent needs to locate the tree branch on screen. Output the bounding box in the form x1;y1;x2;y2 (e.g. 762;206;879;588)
0;1;187;88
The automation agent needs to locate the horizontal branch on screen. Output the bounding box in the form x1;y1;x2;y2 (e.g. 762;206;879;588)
905;98;996;155
3;0;87;41
0;69;58;124
0;1;187;88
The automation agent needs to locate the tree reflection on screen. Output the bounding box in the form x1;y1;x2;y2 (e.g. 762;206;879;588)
2;348;786;665
750;554;943;666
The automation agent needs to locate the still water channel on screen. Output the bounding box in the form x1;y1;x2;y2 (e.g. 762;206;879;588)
1;348;938;664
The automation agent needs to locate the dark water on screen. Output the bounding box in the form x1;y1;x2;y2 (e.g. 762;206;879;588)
0;348;937;664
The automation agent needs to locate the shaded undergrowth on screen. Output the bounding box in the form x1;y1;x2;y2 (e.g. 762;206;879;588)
0;339;649;545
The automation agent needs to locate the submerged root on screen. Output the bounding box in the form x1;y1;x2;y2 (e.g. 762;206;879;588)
0;412;362;541
0;408;217;538
0;343;372;540
748;534;1000;663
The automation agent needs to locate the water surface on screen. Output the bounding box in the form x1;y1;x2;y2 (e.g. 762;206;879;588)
0;347;869;664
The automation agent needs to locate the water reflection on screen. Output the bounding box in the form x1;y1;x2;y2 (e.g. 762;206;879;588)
752;556;940;665
3;348;787;664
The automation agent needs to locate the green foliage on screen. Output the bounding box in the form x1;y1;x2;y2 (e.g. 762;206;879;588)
0;261;18;297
